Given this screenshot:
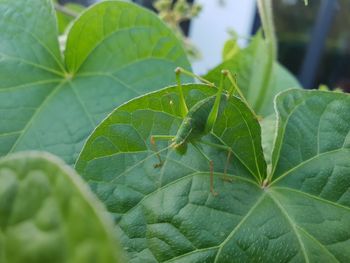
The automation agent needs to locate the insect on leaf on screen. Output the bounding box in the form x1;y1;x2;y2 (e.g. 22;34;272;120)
76;83;267;262
205;32;301;117
77;86;350;262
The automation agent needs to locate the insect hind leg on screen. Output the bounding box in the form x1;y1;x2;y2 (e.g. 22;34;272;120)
192;142;218;196
222;150;234;182
200;140;234;183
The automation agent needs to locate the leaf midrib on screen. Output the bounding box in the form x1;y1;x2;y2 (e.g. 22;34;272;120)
270;96;307;178
269;188;341;262
268;191;309;263
0;52;64;77
231;100;264;182
0;79;62;92
272;186;350;213
7;80;67;153
1;19;64;73
213;192;266;262
7;67;181;154
270;148;350;186
116;167;259;217
296;225;340;263
77;57;181;79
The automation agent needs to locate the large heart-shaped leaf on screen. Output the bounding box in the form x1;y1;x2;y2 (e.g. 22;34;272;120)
205;33;301;117
77;86;350;262
0;152;125;263
0;0;190;164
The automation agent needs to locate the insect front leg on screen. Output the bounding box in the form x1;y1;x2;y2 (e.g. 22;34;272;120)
175;67;215;118
223;150;234;182
150;135;175;168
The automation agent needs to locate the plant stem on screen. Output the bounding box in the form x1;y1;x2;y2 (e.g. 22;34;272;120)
256;0;277;185
54;3;78;18
254;0;277;113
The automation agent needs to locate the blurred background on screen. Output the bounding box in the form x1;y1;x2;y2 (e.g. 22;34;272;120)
58;0;350;92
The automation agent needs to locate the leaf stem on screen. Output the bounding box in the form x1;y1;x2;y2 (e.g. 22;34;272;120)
255;0;277;185
254;0;276;113
54;3;78;18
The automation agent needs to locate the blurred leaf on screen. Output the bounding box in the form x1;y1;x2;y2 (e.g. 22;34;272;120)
222;39;240;61
0;152;125;263
222;31;240;61
205;33;301;117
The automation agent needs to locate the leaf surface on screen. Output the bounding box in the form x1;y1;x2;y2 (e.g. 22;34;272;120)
0;152;124;263
76;84;269;262
77;87;350;262
0;0;190;164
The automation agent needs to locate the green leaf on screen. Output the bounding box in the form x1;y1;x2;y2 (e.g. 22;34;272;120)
205;33;301;117
222;39;240;61
261;113;276;172
0;0;191;164
77;88;350;262
0;152;125;263
76;84;268;261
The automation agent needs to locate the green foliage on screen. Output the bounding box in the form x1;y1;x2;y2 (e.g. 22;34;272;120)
53;1;84;34
0;152;124;263
0;0;191;164
260;114;276;172
76;86;350;262
1;0;349;261
222;38;240;61
205;33;301;117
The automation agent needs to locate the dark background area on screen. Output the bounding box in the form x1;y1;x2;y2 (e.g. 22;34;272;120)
59;0;350;92
273;0;350;91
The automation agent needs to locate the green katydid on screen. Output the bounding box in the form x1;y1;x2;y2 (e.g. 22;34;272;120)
151;67;254;196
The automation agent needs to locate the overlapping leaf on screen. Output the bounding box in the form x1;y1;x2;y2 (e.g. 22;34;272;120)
0;0;190;164
77;86;350;262
76;84;267;261
53;1;85;34
0;152;124;263
205;33;301;117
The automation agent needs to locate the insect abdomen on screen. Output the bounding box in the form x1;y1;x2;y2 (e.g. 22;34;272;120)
173;94;228;148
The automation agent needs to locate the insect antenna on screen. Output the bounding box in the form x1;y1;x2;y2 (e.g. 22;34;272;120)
205;70;228;133
175;67;215;87
224;70;259;119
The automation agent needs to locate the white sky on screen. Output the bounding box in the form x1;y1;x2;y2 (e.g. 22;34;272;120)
189;0;256;74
